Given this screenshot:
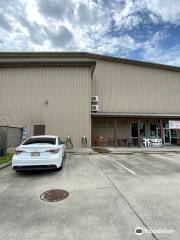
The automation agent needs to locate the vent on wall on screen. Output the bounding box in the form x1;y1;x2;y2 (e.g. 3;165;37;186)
91;96;99;103
91;105;99;112
91;96;99;112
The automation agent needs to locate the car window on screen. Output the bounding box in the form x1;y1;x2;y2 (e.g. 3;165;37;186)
58;137;63;145
23;137;56;145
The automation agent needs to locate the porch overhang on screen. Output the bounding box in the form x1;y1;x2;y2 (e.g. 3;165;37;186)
91;112;180;119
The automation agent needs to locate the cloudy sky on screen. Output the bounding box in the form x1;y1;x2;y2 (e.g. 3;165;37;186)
0;0;180;66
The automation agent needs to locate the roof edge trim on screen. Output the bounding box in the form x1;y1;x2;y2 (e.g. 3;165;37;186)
0;52;180;72
91;112;180;118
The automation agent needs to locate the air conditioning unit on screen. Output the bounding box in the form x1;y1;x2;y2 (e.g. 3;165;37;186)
91;105;99;112
91;96;99;103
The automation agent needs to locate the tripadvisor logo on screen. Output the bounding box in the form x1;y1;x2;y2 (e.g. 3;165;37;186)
135;227;143;235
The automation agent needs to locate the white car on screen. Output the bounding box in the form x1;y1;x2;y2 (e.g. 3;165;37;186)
12;135;65;171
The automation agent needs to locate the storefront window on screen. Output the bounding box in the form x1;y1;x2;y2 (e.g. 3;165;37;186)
150;123;157;137
139;123;145;137
131;123;138;137
171;129;177;145
150;121;178;145
130;123;145;137
163;123;169;128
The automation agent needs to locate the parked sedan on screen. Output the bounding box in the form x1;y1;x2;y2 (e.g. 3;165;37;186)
12;135;65;171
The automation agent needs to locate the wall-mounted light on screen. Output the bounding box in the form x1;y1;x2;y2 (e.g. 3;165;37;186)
44;100;48;105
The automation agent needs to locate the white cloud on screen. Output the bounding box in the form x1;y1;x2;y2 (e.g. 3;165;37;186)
95;34;140;54
145;0;180;24
0;0;180;67
110;0;180;28
44;25;73;48
142;45;180;67
108;0;142;29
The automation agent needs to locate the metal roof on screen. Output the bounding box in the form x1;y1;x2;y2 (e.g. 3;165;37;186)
0;52;180;73
0;60;96;76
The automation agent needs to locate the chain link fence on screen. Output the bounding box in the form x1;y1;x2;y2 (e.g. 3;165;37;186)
0;126;23;157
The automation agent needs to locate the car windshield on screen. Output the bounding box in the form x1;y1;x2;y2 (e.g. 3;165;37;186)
23;137;56;145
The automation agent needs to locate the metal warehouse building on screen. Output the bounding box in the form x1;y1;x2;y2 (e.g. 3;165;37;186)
0;52;180;148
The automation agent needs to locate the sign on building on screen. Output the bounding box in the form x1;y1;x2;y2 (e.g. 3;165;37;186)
169;121;180;129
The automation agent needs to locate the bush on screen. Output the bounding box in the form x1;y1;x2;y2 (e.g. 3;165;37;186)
0;153;13;165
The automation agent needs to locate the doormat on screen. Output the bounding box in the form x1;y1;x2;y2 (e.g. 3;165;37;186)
93;148;111;153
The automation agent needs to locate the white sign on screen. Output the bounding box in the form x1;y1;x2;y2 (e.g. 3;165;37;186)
169;121;180;129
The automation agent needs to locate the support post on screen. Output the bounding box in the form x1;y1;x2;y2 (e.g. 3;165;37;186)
160;119;164;146
137;120;141;147
114;119;117;147
91;118;94;147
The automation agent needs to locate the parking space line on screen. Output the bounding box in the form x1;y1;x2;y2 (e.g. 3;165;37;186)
64;153;69;169
104;155;136;175
62;153;69;177
94;157;158;240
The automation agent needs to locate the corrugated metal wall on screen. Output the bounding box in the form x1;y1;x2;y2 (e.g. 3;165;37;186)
93;118;114;138
92;60;180;113
93;119;130;139
117;120;130;138
0;67;91;147
1;54;180;148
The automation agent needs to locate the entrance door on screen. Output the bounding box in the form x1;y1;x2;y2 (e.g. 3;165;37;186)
33;125;45;136
164;129;171;144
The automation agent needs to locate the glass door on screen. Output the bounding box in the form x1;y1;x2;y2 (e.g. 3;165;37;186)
164;129;171;144
170;129;177;145
130;122;145;146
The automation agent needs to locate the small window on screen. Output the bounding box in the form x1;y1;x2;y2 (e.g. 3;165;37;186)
23;137;56;145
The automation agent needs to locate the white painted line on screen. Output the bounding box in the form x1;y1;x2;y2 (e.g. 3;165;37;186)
65;153;69;169
62;153;69;178
105;155;136;175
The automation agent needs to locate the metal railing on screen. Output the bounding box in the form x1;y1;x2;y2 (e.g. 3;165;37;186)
0;126;23;157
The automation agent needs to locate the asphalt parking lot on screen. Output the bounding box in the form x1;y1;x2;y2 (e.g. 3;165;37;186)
0;152;180;240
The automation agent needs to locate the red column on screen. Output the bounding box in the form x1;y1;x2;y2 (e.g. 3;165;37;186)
91;118;94;147
160;119;164;146
138;120;141;147
114;119;117;147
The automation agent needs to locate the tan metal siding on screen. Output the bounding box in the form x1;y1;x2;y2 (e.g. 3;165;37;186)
92;60;180;113
93;119;130;139
93;119;114;138
117;121;130;139
94;128;114;138
0;67;91;147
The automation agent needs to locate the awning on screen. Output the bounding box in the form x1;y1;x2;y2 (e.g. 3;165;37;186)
91;112;180;118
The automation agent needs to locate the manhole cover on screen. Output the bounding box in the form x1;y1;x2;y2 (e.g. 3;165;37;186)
40;189;69;202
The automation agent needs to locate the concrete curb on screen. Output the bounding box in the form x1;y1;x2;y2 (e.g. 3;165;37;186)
67;152;98;155
110;151;180;154
67;150;180;155
0;161;11;170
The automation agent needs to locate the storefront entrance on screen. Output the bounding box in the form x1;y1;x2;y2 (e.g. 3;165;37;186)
92;117;180;147
157;126;177;145
164;129;171;144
